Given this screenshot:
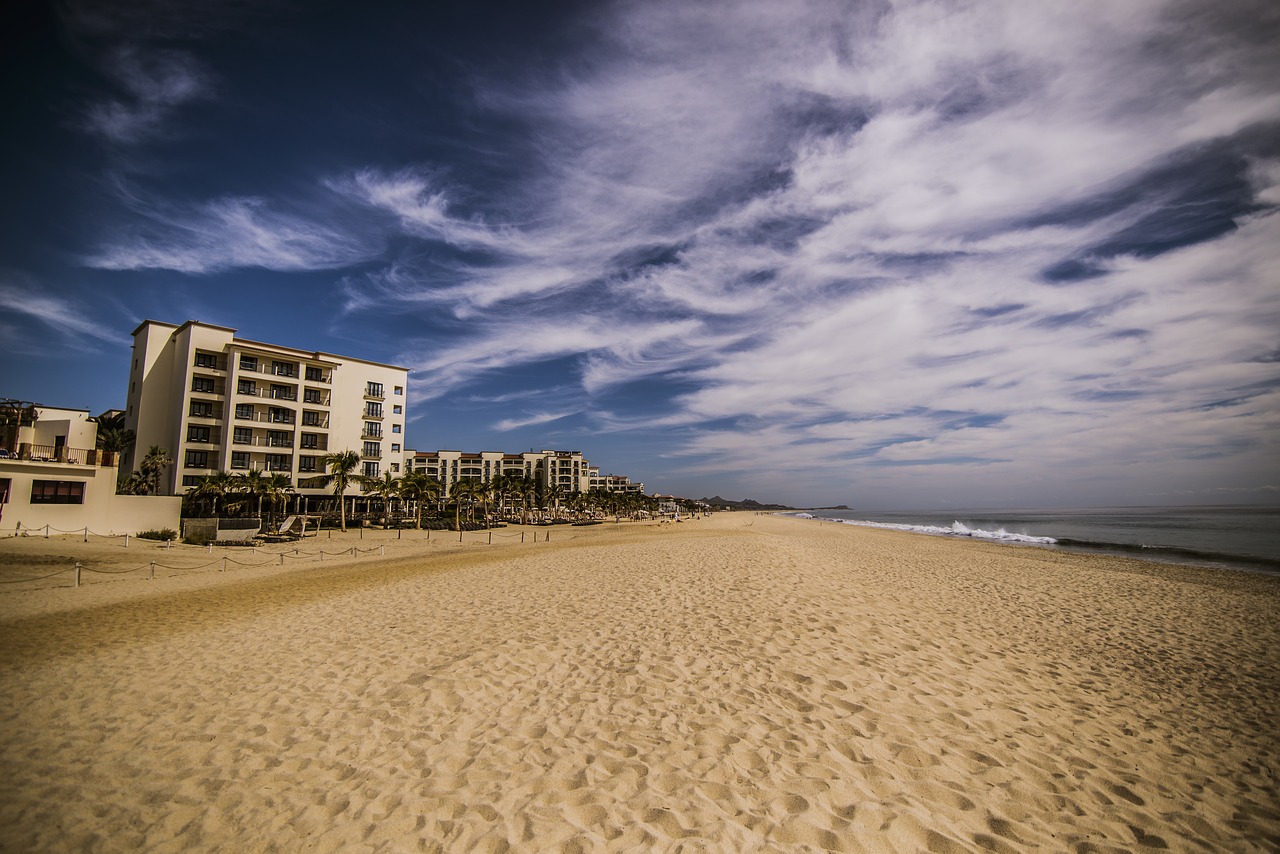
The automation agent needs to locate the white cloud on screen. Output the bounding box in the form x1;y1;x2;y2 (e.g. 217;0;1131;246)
0;276;119;346
84;46;211;144
87;195;380;273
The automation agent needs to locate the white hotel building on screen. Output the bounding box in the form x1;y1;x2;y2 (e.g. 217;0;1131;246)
124;320;409;497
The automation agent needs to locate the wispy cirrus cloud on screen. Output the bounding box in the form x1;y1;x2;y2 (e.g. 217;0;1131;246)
0;274;118;348
86;194;382;273
83;46;212;144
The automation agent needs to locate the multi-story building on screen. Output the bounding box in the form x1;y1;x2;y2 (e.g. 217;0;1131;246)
587;468;646;494
405;448;594;497
124;320;409;496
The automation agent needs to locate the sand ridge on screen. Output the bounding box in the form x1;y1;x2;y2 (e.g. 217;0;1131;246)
0;513;1276;851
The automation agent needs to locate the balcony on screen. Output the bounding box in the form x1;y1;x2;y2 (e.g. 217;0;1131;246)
190;383;226;396
364;386;385;400
362;450;382;460
3;444;116;467
363;409;384;420
361;428;383;440
302;417;329;429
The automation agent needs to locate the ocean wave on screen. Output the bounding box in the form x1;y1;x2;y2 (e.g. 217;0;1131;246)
797;514;1056;544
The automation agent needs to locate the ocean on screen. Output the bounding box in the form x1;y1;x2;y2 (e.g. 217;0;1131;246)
789;505;1280;575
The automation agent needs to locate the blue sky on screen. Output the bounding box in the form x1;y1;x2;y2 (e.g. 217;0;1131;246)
2;0;1278;509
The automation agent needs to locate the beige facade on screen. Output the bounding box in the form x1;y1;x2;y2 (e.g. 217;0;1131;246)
1;409;180;535
124;320;409;497
406;449;594;497
587;469;646;494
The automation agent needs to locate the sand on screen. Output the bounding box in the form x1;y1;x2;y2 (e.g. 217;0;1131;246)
0;513;1276;852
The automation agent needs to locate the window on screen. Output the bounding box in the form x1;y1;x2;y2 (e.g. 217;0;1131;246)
30;480;85;504
233;427;253;444
391;443;401;453
235;403;254;420
303;388;323;404
269;384;295;401
392;424;401;434
238;380;257;395
302;411;323;427
189;401;214;418
240;356;258;371
271;360;296;377
231;452;250;469
265;454;291;471
192;376;215;393
366;381;384;398
393;386;403;395
363;462;380;478
392;405;402;414
182;475;201;487
300;433;319;449
194;352;219;369
187;425;211;443
185;450;209;468
363;422;381;438
267;430;292;447
299;456;317;473
363;442;381;458
365;402;383;418
390;463;400;473
305;366;323;382
267;407;293;424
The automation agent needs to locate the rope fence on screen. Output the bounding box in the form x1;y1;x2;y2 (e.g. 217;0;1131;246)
0;518;678;590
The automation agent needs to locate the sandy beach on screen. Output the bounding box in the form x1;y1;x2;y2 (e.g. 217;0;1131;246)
0;513;1276;852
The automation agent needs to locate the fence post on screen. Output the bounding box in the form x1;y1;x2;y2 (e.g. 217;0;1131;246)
125;533;129;548
221;557;227;572
488;531;492;545
207;543;212;554
380;545;385;556
74;562;81;587
521;531;525;544
350;546;355;556
279;554;284;565
320;550;324;561
459;529;464;543
167;539;172;550
84;526;89;543
149;561;155;581
45;524;50;539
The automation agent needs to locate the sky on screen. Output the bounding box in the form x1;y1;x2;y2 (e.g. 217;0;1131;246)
1;0;1278;509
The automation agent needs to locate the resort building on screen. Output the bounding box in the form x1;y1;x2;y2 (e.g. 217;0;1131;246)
124;320;409;497
0;403;180;534
587;468;646;495
406;449;596;497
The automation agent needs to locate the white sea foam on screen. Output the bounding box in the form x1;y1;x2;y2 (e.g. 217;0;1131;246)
798;514;1056;544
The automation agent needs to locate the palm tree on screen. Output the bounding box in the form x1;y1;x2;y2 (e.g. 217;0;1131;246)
365;471;402;523
262;472;295;529
187;471;236;516
398;471;442;529
236;468;269;518
451;478;486;530
307;450;361;531
544;482;565;521
138;445;174;495
93;411;135;459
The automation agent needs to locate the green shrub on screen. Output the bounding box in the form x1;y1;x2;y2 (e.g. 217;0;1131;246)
137;528;179;542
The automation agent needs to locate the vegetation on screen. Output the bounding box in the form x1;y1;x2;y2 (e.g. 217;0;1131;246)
119;445;174;495
136;528;179;542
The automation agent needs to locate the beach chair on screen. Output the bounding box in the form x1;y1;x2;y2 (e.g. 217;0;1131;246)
277;515;299;534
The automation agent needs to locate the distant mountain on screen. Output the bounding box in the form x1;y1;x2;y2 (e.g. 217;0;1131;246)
700;496;797;511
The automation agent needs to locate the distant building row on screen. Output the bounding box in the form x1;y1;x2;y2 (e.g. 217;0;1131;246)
405;449;644;497
120;319;644;499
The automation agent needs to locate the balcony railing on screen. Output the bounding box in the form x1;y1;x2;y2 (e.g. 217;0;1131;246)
5;444;116;467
